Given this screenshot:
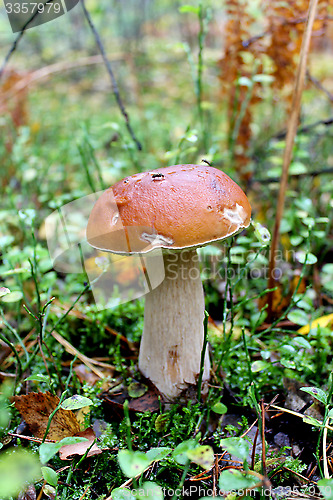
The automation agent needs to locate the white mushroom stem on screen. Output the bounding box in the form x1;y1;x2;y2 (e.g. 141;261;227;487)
139;249;210;399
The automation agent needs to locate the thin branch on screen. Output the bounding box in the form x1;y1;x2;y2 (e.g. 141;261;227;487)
274;116;333;140
307;70;333;102
252;167;333;184
267;0;319;317
0;0;54;80
80;0;142;151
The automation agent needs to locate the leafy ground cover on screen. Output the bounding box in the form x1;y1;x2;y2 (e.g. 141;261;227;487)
0;1;333;499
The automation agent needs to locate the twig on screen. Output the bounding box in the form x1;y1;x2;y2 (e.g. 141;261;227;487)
0;371;16;378
51;330;111;379
267;0;319;317
270;404;329;428
252;167;333;184
323;419;331;479
0;0;54;80
273;118;333;141
213;454;218;497
7;432;52;443
307;70;333;102
80;0;142;151
0;54;121;111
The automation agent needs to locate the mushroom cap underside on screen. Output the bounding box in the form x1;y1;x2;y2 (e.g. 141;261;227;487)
86;164;251;254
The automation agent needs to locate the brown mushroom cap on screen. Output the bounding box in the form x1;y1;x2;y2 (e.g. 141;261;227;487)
86;164;251;254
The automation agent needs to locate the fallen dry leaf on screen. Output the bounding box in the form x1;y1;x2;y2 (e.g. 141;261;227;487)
74;364;100;385
76;405;91;429
12;392;80;440
100;378;160;415
59;427;102;460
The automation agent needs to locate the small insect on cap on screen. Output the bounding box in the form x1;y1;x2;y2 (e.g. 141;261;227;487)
86;164;251;254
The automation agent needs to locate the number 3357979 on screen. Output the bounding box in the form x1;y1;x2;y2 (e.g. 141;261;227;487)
5;3;62;14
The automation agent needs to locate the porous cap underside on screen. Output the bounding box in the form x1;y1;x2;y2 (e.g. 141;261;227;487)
86;164;251;254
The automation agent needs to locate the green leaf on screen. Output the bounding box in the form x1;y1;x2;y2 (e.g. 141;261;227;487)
61;395;93;410
296;251;317;265
300;386;328;405
238;76;253;87
172;439;197;465
290;161;307;175
219;469;258;493
110;488;135;500
1;291;23;303
118;450;151;478
179;5;200;14
290;235;303;246
25;374;50;383
155;414;169;433
136;482;164;500
39;437;88;463
287;309;309;326
251;360;270;373
280;359;296;369
127;382;148;399
186;445;214;470
292;337;312;350
146;447;172;462
302;415;324;428
252;221;271;244
318;479;333;500
220;437;249;461
41;466;58;487
0;448;41;498
211;402;228;414
252;74;274;83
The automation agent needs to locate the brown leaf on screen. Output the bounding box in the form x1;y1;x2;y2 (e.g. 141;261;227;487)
100;378;160;415
74;364;100;385
12;392;80;440
59;427;102;460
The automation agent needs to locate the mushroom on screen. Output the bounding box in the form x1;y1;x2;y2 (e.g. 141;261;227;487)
86;164;251;399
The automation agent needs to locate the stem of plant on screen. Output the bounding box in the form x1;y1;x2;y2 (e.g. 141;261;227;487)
197;310;209;401
42;390;68;443
171;462;191;500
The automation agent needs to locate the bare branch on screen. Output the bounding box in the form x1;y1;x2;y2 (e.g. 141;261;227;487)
0;0;54;80
307;70;333;103
80;0;142;151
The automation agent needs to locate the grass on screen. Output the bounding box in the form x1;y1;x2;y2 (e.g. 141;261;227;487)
0;1;333;499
